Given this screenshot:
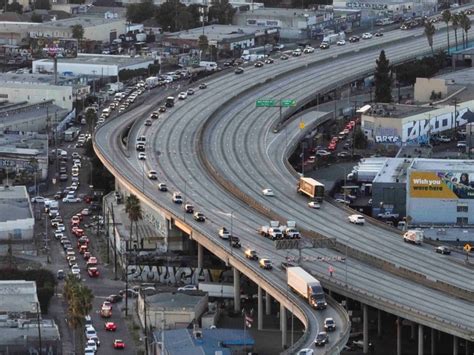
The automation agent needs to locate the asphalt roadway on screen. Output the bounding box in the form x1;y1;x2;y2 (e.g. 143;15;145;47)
95;22;474;353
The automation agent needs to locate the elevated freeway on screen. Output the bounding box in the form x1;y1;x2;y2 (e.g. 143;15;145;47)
95;23;474;353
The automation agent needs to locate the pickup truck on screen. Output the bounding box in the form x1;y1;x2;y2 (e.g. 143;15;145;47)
377;211;399;219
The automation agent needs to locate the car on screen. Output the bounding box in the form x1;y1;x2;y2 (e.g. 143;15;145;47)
337;151;350;158
172;192;183;204
105;322;117;331
374;31;383;37
138;152;146;160
158;183;168;191
184;204;194;213
113;339;125;349
56;224;66;232
178;284;197;291
57;269;65;280
349;36;360;42
244;249;258;260
59;173;68;181
259;258;272;269
83;251;91;260
118;289;139;298
187;88;195;95
87;267;99;277
297;349;314;355
219;227;230;239
280;54;289;60
362;32;373;39
68;258;77;267
324;317;336;331
81;208;90;216
264;58;274;64
308;201;321;209
234;67;244;74
63;197;81;203
193;212;206;222
144;119;152;126
320;42;330;49
435;246;451;255
303;46;315;53
275;43;285;50
262;188;274;196
457;141;467;148
199;83;207;89
86;339;98;352
315;331;329;346
292;49;302;56
336;39;346;46
254;61;264;67
159;106;167;113
136;143;145;152
84;348;95;355
31;196;46;203
87;256;98;267
316;150;331;156
71;152;81;159
178;92;187;100
336;198;351;205
106;294;123;303
148;170;157;180
54;231;64;240
231;236;241;248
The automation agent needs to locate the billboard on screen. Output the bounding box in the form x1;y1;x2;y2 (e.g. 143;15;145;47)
409;171;474;199
30;38;78;59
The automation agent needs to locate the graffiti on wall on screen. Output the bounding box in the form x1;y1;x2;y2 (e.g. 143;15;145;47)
127;265;228;284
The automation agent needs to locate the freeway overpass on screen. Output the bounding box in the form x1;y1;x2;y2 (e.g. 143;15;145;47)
95;22;474;354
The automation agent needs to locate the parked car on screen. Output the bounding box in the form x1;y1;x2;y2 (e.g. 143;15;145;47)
178;285;197;291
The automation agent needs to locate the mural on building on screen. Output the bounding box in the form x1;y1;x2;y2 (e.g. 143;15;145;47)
409;170;474;199
127;265;228;284
402;108;474;142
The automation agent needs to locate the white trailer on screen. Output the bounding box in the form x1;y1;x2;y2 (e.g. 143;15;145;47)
198;282;234;298
145;76;159;88
287;267;327;310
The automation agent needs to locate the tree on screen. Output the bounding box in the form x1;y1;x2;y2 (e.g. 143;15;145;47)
198;34;209;59
459;11;471;49
125;194;143;248
34;0;50;10
126;0;156;23
424;21;436;55
354;127;368;149
452;13;460;50
208;0;235;25
71;24;84;50
7;1;23;13
31;13;43;22
64;275;94;329
85;108;96;134
442;10;451;53
374;50;392;103
156;0;198;31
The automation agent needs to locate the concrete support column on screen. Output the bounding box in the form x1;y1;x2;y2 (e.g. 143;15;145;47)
233;268;240;312
397;317;402;355
197;243;203;269
377;309;382;337
257;286;263;330
411;323;416;341
363;304;369;353
465;340;470;355
418;324;424;355
453;336;459;355
280;304;287;348
431;328;436;355
265;292;271;315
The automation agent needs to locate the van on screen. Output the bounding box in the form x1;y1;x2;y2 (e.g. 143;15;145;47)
165;96;175;108
403;229;423;245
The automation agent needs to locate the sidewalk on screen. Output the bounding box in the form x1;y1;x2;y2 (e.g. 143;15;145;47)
49;293;76;355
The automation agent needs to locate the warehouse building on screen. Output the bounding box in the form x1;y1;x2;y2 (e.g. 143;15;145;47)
406;159;474;225
0;186;34;242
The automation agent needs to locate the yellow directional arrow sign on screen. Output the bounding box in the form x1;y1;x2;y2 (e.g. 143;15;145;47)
464;243;472;252
299;121;305;129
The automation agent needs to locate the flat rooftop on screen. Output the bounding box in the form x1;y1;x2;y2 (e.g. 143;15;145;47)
0;102;67;127
41;16;123;29
146;292;206;311
34;54;154;67
0;320;60;344
373;158;411;184
0;73;80;87
167;25;270;41
0;186;32;223
364;103;433;119
409;158;474;171
239;7;318;17
0;280;38;314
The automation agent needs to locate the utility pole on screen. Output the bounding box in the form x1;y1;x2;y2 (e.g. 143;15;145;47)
143;293;149;355
35;302;42;354
125;251;129;316
110;203;118;280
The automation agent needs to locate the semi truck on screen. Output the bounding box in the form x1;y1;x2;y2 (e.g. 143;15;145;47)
198;282;234;298
287;267;327;310
259;221;283;240
297;177;325;202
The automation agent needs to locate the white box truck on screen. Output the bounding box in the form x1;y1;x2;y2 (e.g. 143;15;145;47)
403;230;423;245
198;282;234;298
287;267;327;310
145;76;159;88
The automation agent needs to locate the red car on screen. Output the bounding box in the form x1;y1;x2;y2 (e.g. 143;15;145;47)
113;339;125;349
83;251;91;260
73;228;84;237
87;267;99;277
105;322;117;331
327;143;337;151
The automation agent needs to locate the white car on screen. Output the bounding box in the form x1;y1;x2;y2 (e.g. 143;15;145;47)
218;227;230;239
348;214;365;224
297;349;314;355
336;40;346;46
85;326;97;340
63;196;81;203
31;196;47;203
316;150;331;156
56;224;66;232
85;339;97;352
457;141;467;148
178;92;187;100
362;32;373;39
308;201;321;209
138;152;146;160
303;46;315;53
172;192;183;204
178;284;197;291
148;170;158;180
81;208;90;216
262;188;275;196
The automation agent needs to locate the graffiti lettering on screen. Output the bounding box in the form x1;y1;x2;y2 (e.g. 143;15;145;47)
127;265;226;284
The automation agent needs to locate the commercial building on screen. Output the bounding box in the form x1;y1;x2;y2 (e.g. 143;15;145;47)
0;132;49;181
137;291;208;330
33;54;155;80
0;280;39;317
0;186;34;242
361;100;474;144
152;327;255;355
406;158;474;225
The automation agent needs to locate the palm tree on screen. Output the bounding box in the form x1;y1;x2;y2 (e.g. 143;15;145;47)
125;194;143;249
424;21;436;55
452;13;460;50
442;10;451;53
459;12;471;48
64;275;94;328
85;108;96;135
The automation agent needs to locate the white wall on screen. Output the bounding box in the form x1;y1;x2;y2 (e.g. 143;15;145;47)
33;60;118;77
0;85;73;111
0;218;34;240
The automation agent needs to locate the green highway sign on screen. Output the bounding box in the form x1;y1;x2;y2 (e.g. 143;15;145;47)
281;99;296;107
256;99;277;107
